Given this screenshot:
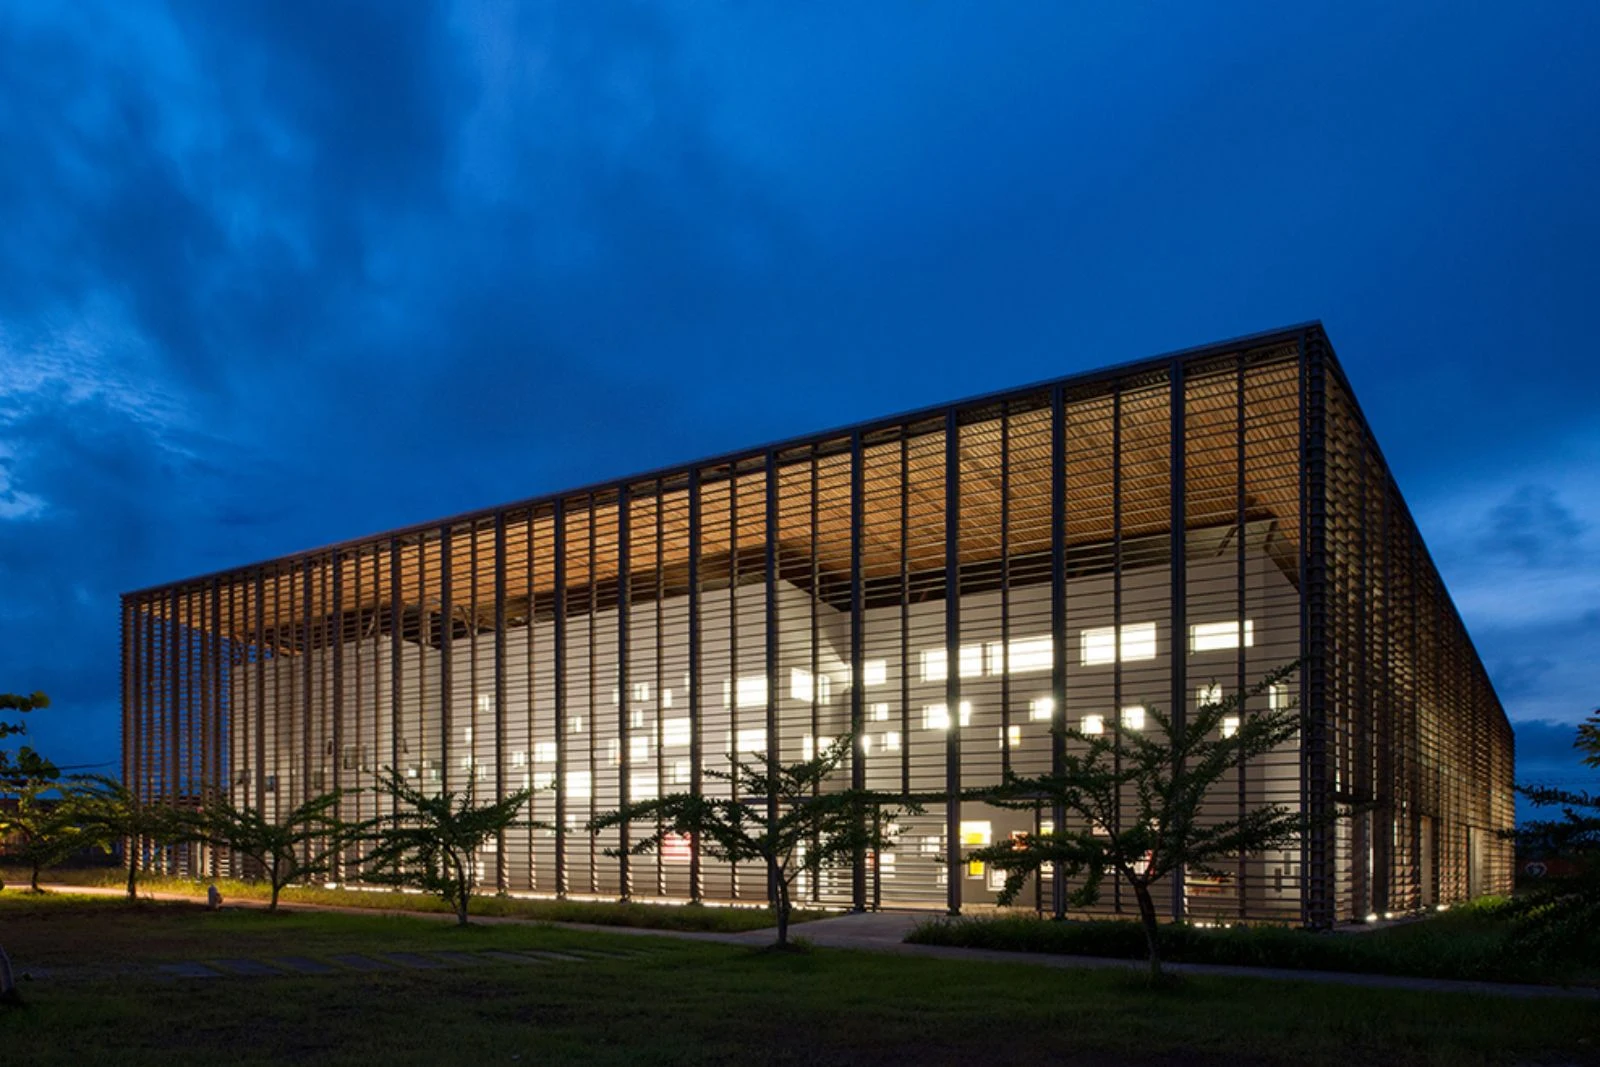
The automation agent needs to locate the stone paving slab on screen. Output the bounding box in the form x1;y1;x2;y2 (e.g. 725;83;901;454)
429;951;488;967
328;953;394;972
273;956;338;974
210;958;284;977
155;961;223;979
478;950;549;965
381;952;444;969
519;950;588;962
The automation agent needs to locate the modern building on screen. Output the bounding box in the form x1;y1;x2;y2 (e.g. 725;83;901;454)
121;323;1514;927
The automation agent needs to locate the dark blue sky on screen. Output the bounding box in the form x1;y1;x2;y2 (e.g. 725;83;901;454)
2;3;1596;796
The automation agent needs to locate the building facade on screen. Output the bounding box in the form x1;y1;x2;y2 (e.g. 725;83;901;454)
121;323;1515;926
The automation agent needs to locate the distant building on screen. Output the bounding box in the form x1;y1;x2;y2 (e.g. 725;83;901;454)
122;323;1514;926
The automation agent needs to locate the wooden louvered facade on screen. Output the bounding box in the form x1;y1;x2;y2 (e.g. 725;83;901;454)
122;323;1513;925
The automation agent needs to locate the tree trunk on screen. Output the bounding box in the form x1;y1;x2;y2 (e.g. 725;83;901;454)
269;881;282;911
774;878;791;949
456;885;471;927
126;846;139;900
1132;880;1163;981
29;861;41;894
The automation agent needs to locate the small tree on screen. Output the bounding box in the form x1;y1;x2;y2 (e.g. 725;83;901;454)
194;791;355;910
0;781;99;892
965;664;1314;980
359;770;532;926
588;735;919;948
0;691;51;779
1504;708;1600;961
73;776;197;899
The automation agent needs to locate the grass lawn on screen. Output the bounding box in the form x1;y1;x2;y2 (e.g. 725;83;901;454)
3;864;819;933
2;893;1596;1065
908;900;1600;987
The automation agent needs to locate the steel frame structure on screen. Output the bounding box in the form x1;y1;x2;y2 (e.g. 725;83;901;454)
121;323;1514;925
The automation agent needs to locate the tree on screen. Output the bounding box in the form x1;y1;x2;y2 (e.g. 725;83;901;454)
359;770;532;926
588;735;919;948
964;663;1315;980
1505;708;1600;961
0;779;98;892
193;791;355;911
1;692;63;894
72;776;197;899
1;691;56;790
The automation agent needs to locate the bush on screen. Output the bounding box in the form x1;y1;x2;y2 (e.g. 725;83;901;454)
906;902;1596;986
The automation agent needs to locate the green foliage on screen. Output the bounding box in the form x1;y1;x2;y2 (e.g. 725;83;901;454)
0;780;98;892
1;690;57;793
359;769;532;925
964;663;1319;978
69;776;199;898
588;734;918;947
192;791;357;910
1504;707;1600;962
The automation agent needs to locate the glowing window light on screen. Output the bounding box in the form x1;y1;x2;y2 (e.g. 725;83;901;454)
1081;714;1105;736
884;731;901;752
1221;715;1240;739
1190;620;1255;653
863;660;887;687
871;702;890;722
959;820;992;846
790;667;814;703
1196;683;1224;708
923;702;973;730
533;742;556;764
1121;705;1145;731
1029;696;1055;722
565;770;592;799
662;718;691;747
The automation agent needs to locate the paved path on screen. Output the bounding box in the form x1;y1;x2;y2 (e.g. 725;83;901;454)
35;883;1600;1000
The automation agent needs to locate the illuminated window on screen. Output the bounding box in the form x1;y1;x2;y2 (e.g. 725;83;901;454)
671;760;691;784
1221;716;1240;739
662;833;692;864
565;770;592;799
630;734;650;762
568;715;585;735
871;702;890;722
863;660;887;687
1029;696;1054;722
632;682;651;703
959;644;984;679
1190;620;1254;653
511;750;528;769
662;688;674;709
733;728;767;754
884;730;901;752
736;675;767;709
860;734;873;755
999;725;1022;749
1269;682;1289;711
920;648;947;683
959;820;992;846
1082;623;1157;664
790;667;814;703
476;694;492;717
662;717;691;747
923;702;972;730
1003;635;1054;674
1081;714;1105;735
533;741;557;764
1121;705;1145;731
630;773;659;801
605;739;620;764
1196;683;1223;708
967;859;986;879
802;734;835;760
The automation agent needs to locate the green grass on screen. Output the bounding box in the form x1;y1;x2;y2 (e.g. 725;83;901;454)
907;899;1600;987
1;893;1596;1065
5;865;821;933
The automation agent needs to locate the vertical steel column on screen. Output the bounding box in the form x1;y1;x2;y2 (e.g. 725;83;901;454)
301;562;314;868
687;471;703;902
1169;358;1187;920
764;453;781;908
1049;384;1067;920
553;499;568;897
618;486;632;900
1235;353;1249;918
944;409;962;916
388;541;404;792
1299;330;1332;929
899;434;911;796
1112;385;1125;915
494;511;509;893
254;571;267;815
999;404;1012;779
121;597;136;870
168;587;180;869
210;579;223;869
728;471;741;899
654;482;667;897
439;527;453;797
330;556;344;880
586;498;598;893
849;431;867;911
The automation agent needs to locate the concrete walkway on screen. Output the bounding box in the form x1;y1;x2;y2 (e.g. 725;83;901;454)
35;883;1600;1001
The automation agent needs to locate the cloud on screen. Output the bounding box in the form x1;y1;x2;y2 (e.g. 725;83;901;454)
1477;484;1586;566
